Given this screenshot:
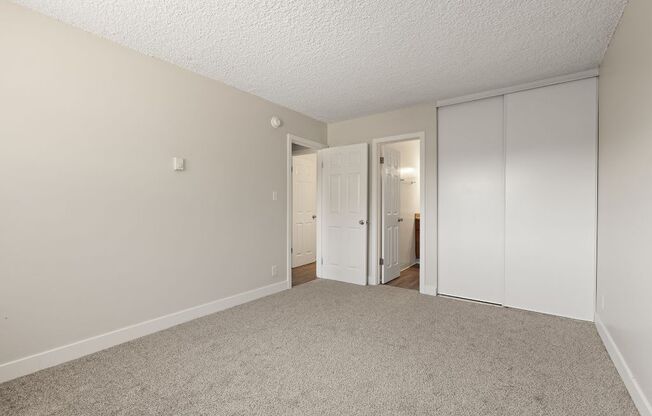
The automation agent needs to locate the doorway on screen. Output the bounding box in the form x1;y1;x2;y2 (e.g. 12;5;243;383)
286;134;326;288
292;150;317;286
380;139;421;290
370;132;426;292
379;139;421;290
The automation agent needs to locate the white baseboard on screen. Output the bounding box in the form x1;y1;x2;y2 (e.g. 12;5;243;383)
595;314;652;416
0;280;287;384
399;262;418;272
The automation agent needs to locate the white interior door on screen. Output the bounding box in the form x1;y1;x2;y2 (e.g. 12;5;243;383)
292;153;317;267
381;146;401;283
504;78;597;321
438;96;505;305
318;143;368;285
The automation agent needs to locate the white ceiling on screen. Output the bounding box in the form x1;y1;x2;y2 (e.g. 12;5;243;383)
14;0;627;122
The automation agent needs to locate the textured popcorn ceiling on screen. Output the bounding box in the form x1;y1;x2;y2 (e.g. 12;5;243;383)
14;0;627;122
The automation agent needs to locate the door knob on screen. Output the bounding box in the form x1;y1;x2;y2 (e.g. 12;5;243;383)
359;220;366;225
312;215;317;219
398;218;404;222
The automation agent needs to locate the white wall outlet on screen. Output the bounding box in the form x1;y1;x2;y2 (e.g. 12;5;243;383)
173;157;185;171
272;191;278;201
271;265;278;277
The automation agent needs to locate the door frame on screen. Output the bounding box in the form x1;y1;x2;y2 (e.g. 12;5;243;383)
370;132;427;294
286;134;327;289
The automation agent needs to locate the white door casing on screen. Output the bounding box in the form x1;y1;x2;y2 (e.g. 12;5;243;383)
368;132;426;293
292;153;317;267
381;146;401;283
318;143;368;285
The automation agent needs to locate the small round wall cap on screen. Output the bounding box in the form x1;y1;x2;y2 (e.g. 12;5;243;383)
270;116;282;128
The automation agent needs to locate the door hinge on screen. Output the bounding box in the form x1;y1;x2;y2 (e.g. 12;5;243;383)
321;161;324;169
320;257;324;265
380;156;385;164
291;165;293;173
291;247;293;254
379;258;384;266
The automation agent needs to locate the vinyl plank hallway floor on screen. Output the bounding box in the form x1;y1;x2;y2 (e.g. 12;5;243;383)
292;262;317;287
386;264;420;290
0;280;638;416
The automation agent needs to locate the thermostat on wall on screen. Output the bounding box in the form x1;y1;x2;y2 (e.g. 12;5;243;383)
173;157;185;171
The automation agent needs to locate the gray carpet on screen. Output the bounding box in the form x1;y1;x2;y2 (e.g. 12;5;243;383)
0;280;638;415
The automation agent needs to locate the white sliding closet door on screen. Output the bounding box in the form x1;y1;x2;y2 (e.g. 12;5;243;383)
504;78;597;321
438;96;505;305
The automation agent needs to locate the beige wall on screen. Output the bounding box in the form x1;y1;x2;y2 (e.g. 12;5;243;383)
0;1;325;365
597;0;652;412
327;104;437;291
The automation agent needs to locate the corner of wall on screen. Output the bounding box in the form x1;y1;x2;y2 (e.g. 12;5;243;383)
595;314;652;416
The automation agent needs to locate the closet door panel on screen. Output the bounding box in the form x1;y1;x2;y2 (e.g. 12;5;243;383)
504;78;597;321
438;96;505;304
